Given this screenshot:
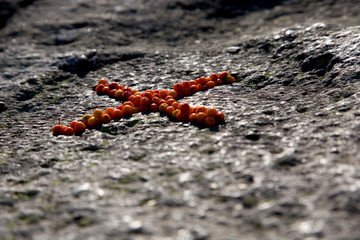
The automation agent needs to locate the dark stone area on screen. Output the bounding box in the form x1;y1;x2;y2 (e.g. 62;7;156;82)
1;0;360;239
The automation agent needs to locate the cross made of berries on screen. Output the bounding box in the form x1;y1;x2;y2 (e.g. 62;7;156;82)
52;72;236;136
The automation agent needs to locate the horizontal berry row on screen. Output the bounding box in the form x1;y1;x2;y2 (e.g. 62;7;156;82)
52;72;235;136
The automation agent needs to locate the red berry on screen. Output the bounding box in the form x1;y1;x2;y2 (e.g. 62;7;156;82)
159;103;169;113
206;108;218;117
159;90;168;99
112;109;123;119
216;112;225;122
64;127;75;136
150;103;158;112
205;116;216;127
95;84;105;94
52;125;63;135
189;113;197;123
100;113;111;124
178;103;191;114
109;82;119;90
206;81;216;89
74;122;86;133
166;106;175;115
196;112;207;124
98;79;108;85
140;97;151;106
122;105;133;116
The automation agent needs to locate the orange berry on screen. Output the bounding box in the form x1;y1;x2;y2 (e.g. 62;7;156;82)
216;112;225;122
123;101;134;106
206;81;216;89
52;125;63;135
105;107;115;117
95;84;105;94
198;77;207;85
166;106;175;115
112;109;123;119
74;121;86;133
109;82;118;90
190;85;199;94
178;103;191;114
159;103;169;113
189;80;197;85
87;117;100;127
166;98;176;106
196;112;207;124
93;109;103;120
132;106;140;113
109;89;117;98
168;90;178;99
98;79;108;85
150;103;158;112
181;81;191;88
64;127;75;136
70;121;77;129
122;105;133;116
197;84;205;91
103;86;110;95
172;102;179;109
122;91;132;100
197;107;207;113
219;72;228;81
144;91;153;99
189;113;197;123
172;109;181;119
132;95;141;106
131;89;138;95
165;95;174;101
206;108;218;117
209;73;218;81
114;90;124;99
100;113;111;124
173;83;183;93
176;112;188;122
140;97;151;106
159;90;168;99
81;114;92;126
152;96;161;104
205;116;216;127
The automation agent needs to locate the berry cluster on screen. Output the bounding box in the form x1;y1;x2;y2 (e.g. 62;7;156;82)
52;72;236;136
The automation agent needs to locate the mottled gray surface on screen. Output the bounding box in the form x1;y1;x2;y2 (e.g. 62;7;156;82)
1;0;360;239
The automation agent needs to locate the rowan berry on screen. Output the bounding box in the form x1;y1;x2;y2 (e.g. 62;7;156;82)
172;102;179;109
205;116;216;127
140;97;151;106
109;82;118;90
206;81;216;89
178;103;191;114
209;73;218;81
196;106;207;113
196;112;207;124
159;90;168;99
81;114;92;126
112;109;123;119
172;109;181;119
206;108;218;117
189;113;197;123
87;117;100;127
114;90;123;99
150;103;158;112
166;106;175;115
103;86;110;95
122;105;133;116
95;84;105;94
93;109;103;120
63;127;75;136
190;85;199;94
132;106;140;113
105;107;115;117
159;103;169;113
109;89;117;98
216;112;225;122
74;121;86;132
98;79;108;85
100;113;111;124
168;90;178;99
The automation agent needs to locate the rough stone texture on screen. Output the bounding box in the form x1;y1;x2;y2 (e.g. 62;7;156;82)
1;0;360;239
